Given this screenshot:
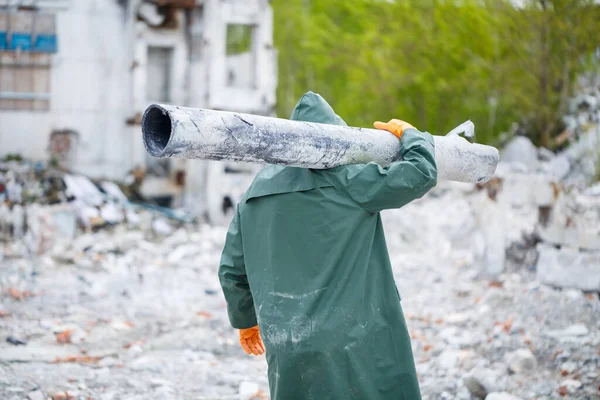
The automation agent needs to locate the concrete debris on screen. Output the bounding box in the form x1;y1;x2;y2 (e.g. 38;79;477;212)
504;348;537;374
536;245;600;291
463;375;488;399
463;368;505;399
544;324;590;339
101;181;129;204
239;381;262;400
496;173;558;207
585;182;600;196
152;219;174;236
1;188;596;399
537;147;555;162
562;379;583;390
546;155;571;180
485;393;523;400
501;136;538;172
437;350;461;369
559;360;578;374
487;85;600;289
6;336;27;346
26;390;45;400
538;192;600;250
63;174;104;206
470;192;506;277
0;157;193;255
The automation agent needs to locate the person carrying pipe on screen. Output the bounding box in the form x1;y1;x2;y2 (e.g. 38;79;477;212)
218;92;437;400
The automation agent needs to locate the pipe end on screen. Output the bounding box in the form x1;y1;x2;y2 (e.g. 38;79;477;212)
142;104;172;157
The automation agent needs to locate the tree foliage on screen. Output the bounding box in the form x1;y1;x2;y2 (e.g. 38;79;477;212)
272;0;600;146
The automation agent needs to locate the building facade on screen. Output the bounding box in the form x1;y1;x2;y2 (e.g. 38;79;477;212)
0;0;277;221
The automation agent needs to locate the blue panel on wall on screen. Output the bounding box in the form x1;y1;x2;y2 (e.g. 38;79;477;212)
0;32;7;50
34;34;58;53
9;33;33;51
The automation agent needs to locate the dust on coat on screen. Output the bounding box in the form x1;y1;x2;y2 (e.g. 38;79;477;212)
219;92;437;400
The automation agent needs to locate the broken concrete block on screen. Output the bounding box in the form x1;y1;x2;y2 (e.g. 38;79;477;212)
585;183;600;196
537;147;555;162
463;375;488;399
547;155;571;180
11;204;25;239
27;390;45;400
101;181;129;203
504;348;537;374
470;192;507;277
437;349;461;369
53;208;77;239
63;174;104;206
113;231;144;252
544;324;590;339
100;203;124;224
497;174;557;207
538;225;600;251
239;381;262;400
463;368;505;399
536;244;600;291
539;192;600;250
501;136;538;172
486;393;523;400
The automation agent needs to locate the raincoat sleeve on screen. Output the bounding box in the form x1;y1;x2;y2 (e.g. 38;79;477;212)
218;208;257;329
318;129;437;213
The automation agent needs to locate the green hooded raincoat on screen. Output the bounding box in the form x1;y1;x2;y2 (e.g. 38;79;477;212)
219;92;437;400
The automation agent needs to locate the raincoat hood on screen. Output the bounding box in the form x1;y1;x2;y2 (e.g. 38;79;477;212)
289;91;347;126
243;92;344;202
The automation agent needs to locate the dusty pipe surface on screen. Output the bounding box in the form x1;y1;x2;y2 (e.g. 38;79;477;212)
142;104;499;183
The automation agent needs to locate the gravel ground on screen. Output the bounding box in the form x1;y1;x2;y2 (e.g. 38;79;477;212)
1;186;599;400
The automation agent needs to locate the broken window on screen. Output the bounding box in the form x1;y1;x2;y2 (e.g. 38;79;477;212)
146;46;173;103
0;10;56;111
145;46;173;177
225;24;257;89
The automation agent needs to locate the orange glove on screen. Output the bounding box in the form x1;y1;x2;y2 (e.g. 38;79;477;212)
239;326;265;356
373;119;416;139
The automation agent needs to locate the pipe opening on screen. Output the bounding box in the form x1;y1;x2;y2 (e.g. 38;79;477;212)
142;105;172;156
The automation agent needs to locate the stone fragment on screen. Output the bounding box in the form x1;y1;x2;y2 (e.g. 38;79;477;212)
536;245;600;291
560;361;578;374
562;379;582;390
504;348;537;374
547;155;571;180
463;375;488;399
437;350;461;369
544;324;589;339
6;336;27;346
537;147;555;162
501;136;538;172
27;390;45;400
239;381;262;400
485;392;523;400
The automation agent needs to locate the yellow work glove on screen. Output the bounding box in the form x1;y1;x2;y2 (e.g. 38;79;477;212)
373;119;416;140
239;325;265;356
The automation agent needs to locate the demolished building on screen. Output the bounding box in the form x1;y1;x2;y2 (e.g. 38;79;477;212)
0;0;277;222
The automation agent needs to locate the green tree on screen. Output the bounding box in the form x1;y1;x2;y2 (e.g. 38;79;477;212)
272;0;599;147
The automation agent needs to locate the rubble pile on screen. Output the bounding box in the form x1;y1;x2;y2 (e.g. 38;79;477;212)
382;186;600;400
0;159;192;259
1;183;598;399
488;77;600;292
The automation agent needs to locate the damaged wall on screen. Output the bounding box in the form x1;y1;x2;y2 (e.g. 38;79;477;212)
0;0;135;179
0;0;277;220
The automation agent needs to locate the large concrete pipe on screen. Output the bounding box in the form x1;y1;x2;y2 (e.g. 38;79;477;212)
142;104;499;183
